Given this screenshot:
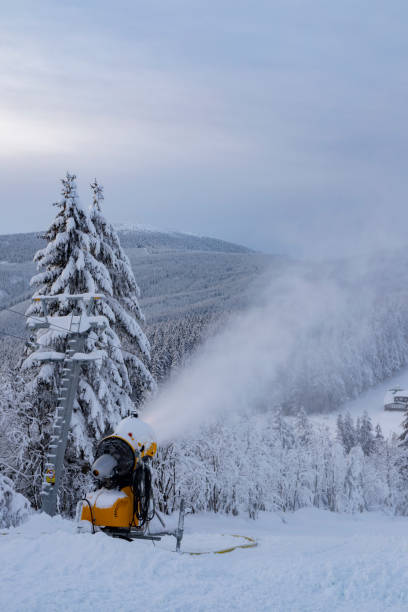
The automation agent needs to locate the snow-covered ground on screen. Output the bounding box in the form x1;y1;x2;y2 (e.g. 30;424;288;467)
312;366;408;437
2;509;408;611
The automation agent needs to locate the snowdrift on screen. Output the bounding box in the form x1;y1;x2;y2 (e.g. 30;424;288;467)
0;474;31;528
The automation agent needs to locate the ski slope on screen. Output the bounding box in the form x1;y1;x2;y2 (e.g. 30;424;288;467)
2;509;408;611
312;366;408;437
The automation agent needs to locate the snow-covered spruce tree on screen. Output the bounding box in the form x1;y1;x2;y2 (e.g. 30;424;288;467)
336;412;357;454
21;173;149;512
343;446;366;512
357;412;375;456
89;179;154;404
400;406;408;447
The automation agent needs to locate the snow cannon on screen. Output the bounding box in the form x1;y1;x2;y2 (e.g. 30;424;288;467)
77;413;158;539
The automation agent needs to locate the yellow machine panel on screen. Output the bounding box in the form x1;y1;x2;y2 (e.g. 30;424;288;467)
81;486;138;528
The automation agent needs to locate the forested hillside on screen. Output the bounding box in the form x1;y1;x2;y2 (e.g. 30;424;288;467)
4;231;408;420
0;229;278;389
0;229;262;308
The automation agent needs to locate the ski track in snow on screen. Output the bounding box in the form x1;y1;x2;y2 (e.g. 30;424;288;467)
2;510;408;611
311;365;408;437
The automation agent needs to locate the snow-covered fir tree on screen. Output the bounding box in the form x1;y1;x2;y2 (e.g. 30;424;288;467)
294;407;313;447
20;173;153;511
336;411;357;453
358;412;375;455
400;405;408;447
89;179;154;404
344;446;366;512
374;423;384;443
271;407;295;449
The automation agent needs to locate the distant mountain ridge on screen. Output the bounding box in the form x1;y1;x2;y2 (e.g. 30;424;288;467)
0;228;266;317
116;227;253;254
0;227;253;264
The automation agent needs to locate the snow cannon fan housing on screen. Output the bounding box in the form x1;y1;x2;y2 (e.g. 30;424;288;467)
91;417;157;488
79;415;157;533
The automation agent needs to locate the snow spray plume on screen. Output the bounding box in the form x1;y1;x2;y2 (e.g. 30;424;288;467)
144;262;361;442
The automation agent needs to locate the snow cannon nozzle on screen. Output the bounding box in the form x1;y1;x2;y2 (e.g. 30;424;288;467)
91;454;118;481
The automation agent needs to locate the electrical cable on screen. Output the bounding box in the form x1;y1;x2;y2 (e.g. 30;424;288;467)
80;498;95;534
2;306;146;364
0;329;30;343
132;460;155;529
3;307;91;335
5;306;143;361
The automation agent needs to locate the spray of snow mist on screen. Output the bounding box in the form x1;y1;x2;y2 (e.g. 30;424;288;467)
144;263;356;442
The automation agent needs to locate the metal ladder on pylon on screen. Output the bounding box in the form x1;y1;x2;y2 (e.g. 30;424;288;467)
41;310;86;515
27;295;106;516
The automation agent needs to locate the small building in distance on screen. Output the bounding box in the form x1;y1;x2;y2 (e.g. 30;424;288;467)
384;386;408;411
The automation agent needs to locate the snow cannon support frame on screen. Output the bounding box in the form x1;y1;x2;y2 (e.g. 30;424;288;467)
76;499;186;550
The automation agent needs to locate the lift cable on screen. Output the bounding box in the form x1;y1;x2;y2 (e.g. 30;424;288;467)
2;307;146;363
0;329;31;343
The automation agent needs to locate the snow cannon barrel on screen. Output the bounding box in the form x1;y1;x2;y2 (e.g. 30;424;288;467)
91;454;118;479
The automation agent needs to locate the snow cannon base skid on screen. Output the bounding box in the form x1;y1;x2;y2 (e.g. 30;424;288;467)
76;414;186;551
77;495;186;550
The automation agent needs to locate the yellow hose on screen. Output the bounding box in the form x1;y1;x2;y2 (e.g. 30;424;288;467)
186;535;257;555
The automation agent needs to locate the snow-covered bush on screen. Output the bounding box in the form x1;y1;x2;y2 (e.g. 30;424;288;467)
0;474;31;528
153;410;408;518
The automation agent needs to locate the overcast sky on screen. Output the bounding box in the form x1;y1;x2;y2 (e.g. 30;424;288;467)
1;1;407;258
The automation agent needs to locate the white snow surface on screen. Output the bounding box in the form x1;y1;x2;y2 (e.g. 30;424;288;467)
2;509;408;611
86;488;127;509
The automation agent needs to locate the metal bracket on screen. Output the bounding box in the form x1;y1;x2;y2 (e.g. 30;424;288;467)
147;499;187;552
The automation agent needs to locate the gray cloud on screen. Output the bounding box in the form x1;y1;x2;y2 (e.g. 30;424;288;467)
1;1;408;258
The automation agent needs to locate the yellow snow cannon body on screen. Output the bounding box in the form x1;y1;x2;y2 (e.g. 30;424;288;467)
78;414;158;539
